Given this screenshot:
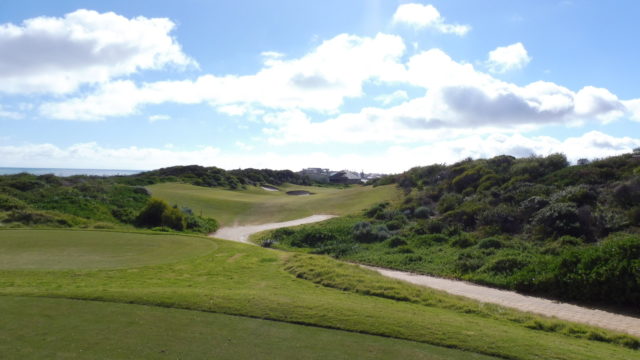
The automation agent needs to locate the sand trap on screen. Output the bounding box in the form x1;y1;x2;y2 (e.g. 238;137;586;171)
286;190;313;196
261;185;279;191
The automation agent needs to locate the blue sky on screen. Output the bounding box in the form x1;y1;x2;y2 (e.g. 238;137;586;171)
1;1;639;172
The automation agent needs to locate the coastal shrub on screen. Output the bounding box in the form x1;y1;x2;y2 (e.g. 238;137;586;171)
291;229;337;248
135;198;169;228
387;236;408;248
4;209;72;227
352;222;391;243
536;235;640;305
455;250;485;273
364;202;390;219
413;206;432;219
0;194;28;211
520;196;550;218
530;203;581;239
423;219;445;234
161;206;186;231
413;234;449;247
436;193;463;213
478;237;504;249
450;233;476;248
550;185;598;207
485;256;529;275
477;204;522;234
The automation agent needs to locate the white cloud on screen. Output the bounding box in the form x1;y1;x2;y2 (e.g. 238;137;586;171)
40;33;407;120
392;3;470;36
264;49;629;145
0;9;194;94
148;114;170;123
0;142;220;170
0;105;23;119
623;99;640;121
375;90;409;105
235;141;254;151
486;42;531;73
1;131;637;173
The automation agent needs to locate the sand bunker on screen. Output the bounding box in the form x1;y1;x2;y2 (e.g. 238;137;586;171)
261;185;279;191
286;190;313;196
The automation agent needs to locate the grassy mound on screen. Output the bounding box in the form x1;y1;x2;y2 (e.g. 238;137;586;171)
0;229;216;270
0;296;497;360
148;183;400;226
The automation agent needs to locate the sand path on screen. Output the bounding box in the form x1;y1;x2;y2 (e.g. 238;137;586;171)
211;215;336;244
211;215;640;337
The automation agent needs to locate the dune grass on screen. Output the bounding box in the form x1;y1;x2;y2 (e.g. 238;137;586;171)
147;183;400;226
0;296;497;360
0;229;638;359
0;229;215;270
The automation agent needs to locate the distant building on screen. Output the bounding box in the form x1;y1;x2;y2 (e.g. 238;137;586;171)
329;170;362;184
300;168;330;183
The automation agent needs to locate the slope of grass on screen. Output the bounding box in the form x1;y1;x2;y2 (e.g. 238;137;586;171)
0;296;497;360
0;229;216;270
147;182;400;226
0;229;638;359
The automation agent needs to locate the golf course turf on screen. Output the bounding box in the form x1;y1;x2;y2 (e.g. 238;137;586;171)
1;228;638;359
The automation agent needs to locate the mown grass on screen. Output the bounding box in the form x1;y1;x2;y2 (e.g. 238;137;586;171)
0;296;497;360
0;229;216;270
147;183;400;226
0;229;638;359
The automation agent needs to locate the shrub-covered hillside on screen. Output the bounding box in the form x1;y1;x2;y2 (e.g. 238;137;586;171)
0;172;216;233
259;152;640;307
119;165;311;188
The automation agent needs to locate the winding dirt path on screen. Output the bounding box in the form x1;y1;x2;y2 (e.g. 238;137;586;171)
211;215;336;243
365;266;640;337
211;215;640;337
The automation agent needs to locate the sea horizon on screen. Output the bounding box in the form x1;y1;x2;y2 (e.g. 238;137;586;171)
0;167;143;177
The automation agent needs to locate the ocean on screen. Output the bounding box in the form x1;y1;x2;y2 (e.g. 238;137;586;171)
0;168;142;177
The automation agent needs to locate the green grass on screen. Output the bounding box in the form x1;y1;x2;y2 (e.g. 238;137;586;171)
0;296;497;360
0;229;216;270
1;229;638;359
147;182;400;226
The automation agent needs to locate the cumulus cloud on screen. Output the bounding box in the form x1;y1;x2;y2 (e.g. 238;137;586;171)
392;3;470;35
263;49;630;145
0;142;220;170
486;42;531;73
0;105;23;119
1;131;637;173
40;33;406;120
623;99;640;121
0;9;194;94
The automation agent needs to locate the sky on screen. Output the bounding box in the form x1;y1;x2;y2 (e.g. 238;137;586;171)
1;0;639;173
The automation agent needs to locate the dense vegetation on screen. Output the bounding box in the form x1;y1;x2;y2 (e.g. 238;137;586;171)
257;152;640;307
0;172;217;233
119;165;311;188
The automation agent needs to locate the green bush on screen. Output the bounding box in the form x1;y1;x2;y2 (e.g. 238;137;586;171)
530;203;582;239
450;233;476;248
135;198;169;228
485;256;529;275
161;206;186;231
0;194;28;211
413;206;432;219
352;222;391;243
436;193;463;213
478;237;504;249
412;234;449;247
